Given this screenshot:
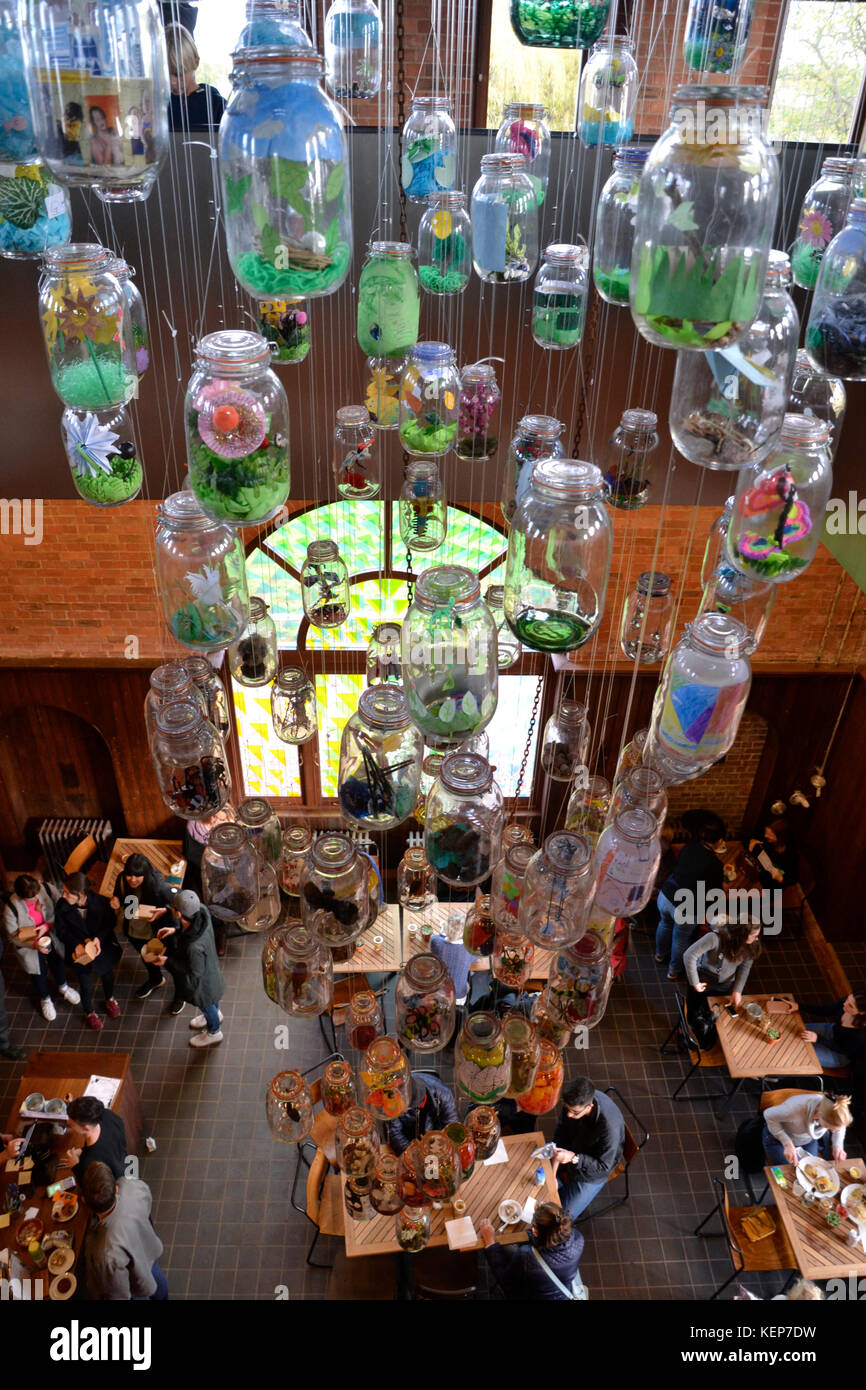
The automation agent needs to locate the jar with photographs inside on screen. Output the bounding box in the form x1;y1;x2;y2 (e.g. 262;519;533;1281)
417;191;472;295
495;102;551;204
395;953;456;1054
455;1012;512;1105
425;753;504;888
151;700;231;820
300;832;369;948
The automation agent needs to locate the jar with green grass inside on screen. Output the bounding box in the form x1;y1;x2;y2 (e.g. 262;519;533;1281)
39;244;137;410
593;145;647;305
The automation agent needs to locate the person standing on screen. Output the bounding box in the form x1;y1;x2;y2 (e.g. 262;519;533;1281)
80;1162;167;1301
153;890;225;1048
165;23;225;131
655;810;727;981
109;852;171;1000
54;873;122;1032
552;1076;625;1220
65;1095;128;1185
3;873;80;1021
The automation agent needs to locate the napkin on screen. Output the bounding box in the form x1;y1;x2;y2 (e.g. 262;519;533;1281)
483;1139;509;1166
520;1196;537;1225
445;1217;477;1251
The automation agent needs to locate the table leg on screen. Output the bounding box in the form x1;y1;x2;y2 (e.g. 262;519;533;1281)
716;1077;745;1119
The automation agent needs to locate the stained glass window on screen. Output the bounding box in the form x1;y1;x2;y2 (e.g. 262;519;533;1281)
231;678;301;797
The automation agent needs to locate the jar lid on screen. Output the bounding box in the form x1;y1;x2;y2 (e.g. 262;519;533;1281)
620;407;658;440
403;846;428;864
821;156;855;176
233;45;324;73
440;751;493;794
504;841;535;872
412;340;454;363
636;571;671;596
463;1011;503;1044
106;256;132;282
248;596;269;618
543;242;588;264
404;952;449;992
614;145;649;164
336;404;370;425
371;621;401;641
622;765;665;797
485;583;505;605
275;667;310;691
480;152;528;173
182;656;212;683
611;806;658;841
558;698;588;727
503;1013;536;1047
502;101;547;120
42;242;111;271
306;538;339;560
542;831;591;873
357;685;410;729
351;990;377;1016
196;329;271;367
154;698;201;737
270;1069;304;1102
310;832;355;871
405;458;441;478
849;196;866;218
283;923;320;958
764;249;791;287
415;564;479;610
158;490;218;530
424;190;465;207
238;797;274;827
778;412;831;448
150;661;190;696
368;241;414;258
580;774;611;799
421;751;444;776
461;361;498;382
565;931;607;964
590;34;634;49
686;612;750;657
530;458;605;496
283;824;312;851
340;1104;373;1135
365;1036;404;1069
672;83;769;106
519;413;564;439
537;1038;560;1069
207;822;247;852
325;1059;352;1083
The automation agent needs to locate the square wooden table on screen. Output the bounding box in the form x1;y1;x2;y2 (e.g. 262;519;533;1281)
99;838;185;898
401;902;557;980
333;903;403;975
714;994;820;1079
342;1131;557;1257
765;1163;866;1281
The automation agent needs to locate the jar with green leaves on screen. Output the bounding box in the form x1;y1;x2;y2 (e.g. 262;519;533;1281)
593;145;647;305
356;241;419;358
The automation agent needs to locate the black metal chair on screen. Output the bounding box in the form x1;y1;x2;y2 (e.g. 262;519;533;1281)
694;1176;797;1300
577;1086;650;1223
660;992;730;1104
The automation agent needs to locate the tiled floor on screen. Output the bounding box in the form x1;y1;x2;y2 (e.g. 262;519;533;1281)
1;915;863;1301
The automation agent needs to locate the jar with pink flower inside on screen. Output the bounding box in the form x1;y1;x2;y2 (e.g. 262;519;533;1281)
456;360;501;461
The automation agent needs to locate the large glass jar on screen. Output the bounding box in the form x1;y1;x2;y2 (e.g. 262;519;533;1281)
462;893;497;957
347;990;383;1052
360;1037;411;1121
726;416;833;583
546;932;613;1030
219;49;351;299
593;145;648;305
324;0;382;100
397;847;435;911
520;831;596;949
671;251;799;470
491;925;535;988
503;413;565;524
425;753;504;888
265;921;333;1016
401;95;457;201
107;258;148;379
791;157;854;291
0;2;37;162
238;857;281;932
466;1105;501;1160
144;662;206;747
238;0;312;47
484;585;521;669
631;86;779;350
540;699;590;781
0;160;70;259
417;1130;462;1202
395;953;457;1053
61;403;141;505
471;153;539;283
612;731;646;790
257;298;310;364
399;461;447;553
266;1070;313;1143
445;1122;476;1180
532;242;589;349
228;596;278;687
22;0;169;202
399;342;460;456
151;700;231;819
683;0;755;72
402;566;498;748
645;615;752;783
238;797;283;869
603;408;659;510
578;37;637;147
619;571;674;663
357;241;418;359
271;668;317;744
156;491;249;652
516;1040;564;1115
495;102;551;205
39;244;137;410
370;1153;403;1214
456;361;501;461
455;1013;511;1104
300;539;350;628
279;824;313;897
336;1105;380;1178
607;766;668;828
564;775;611;849
806;198;866;379
504;459;612;652
202;823;259;921
333;405;378;500
300;833;369;947
592;806;661;914
417;190;472;295
338;686;423;828
788;350;846;462
531;991;572;1049
182;657;231;741
510;0;610;48
490;841;535;930
503;1014;542;1098
395;1204;431;1252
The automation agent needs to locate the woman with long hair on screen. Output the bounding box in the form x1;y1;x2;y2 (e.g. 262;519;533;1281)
763;1092;853;1166
110;852;172;1000
801;991;866;1070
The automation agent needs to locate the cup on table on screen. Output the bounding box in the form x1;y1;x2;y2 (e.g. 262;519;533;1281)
497;1197;522;1232
23;1093;45;1113
451;1198;466;1219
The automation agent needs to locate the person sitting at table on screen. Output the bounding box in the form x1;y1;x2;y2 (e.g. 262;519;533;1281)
54;872;122;1032
66;1095;128;1185
655;810;727;981
3;873;80;1021
429;911;475;1006
683;914;762;1048
552;1075;625;1220
762;1091;852;1166
748;818;799;891
388;1072;459;1154
799;992;866;1071
110;852;172;1001
479;1202;585;1300
80;1161;167;1301
152;889;225;1047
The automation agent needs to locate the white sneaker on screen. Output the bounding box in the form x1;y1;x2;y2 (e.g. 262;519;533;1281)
190;1009;223;1030
59;985;81;1006
189;1029;223;1048
40;997;56;1021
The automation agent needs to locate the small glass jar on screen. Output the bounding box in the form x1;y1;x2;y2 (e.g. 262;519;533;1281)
531;992;573;1049
593;806;661;914
398;847;436;911
322;1060;355;1116
279;824;313;897
495;102;551;205
344;1177;375;1223
607;766;668;827
516;1040;564;1115
144;662;207;748
395;1204;431;1252
792;158;855;291
357;241;419;359
202;823;259;921
183;657;231;741
301;833;369;947
370;1153;404;1214
788;350;846;462
417;190;472;295
683;0;755;72
504;459;612;653
806;198;866;379
546;932;613;1030
229;597;278;687
238;797;283;869
266;1070;314;1143
267;921;333;1016
466;1105;501;1160
338;686;423;828
445;1122;476;1180
456;361;501;461
365;352;405;429
612;731;647;790
540;699;590;782
578;37;637;147
594;145;648;305
333;405;378;500
519;831;595;948
491;925;535;989
271;668;317;744
510;0;610;48
107;258;148;379
503;1014;542;1098
414;751;444;826
301;539;350;629
347;990;383;1052
726;417;832;583
395;953;456;1053
0;159;70;260
336;1105;381;1178
402;566;498;748
425;753;504;888
484;584;521;669
238;0;311;48
257;298;310;365
532;242;589;349
366;621;402;687
399;342;460;457
399;461;448;553
619;571;674;663
471;153;539;283
401;95;457;201
603;409;659;510
324;0;382;100
564;775;611;849
156;491;249;652
151;700;231;820
360;1037;412;1121
490;841;536;930
0;2;37;163
455;1012;511;1104
418;1130;462;1202
462;893;496;957
185;330;290;526
697;564;775;657
39;244;137;410
238;858;282;933
503;413;566;525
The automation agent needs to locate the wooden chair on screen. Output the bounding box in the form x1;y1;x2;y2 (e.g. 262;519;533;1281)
660;992;728;1102
412;1247;479;1299
63;835;97;875
578;1086;649;1223
694;1176;796;1300
297;1147;345;1268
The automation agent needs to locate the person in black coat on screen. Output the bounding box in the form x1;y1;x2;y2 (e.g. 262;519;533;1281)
552;1075;625;1220
800;992;866;1070
479;1202;585;1300
65;1095;128;1185
152;890;225;1048
54;873;122;1032
387;1072;458;1154
748;818;799;892
655;809;726;980
109;852;172;1000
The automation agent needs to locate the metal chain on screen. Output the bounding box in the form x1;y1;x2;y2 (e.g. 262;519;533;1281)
571;292;599;457
512;676;543;806
396;0;408;243
404;543;415;604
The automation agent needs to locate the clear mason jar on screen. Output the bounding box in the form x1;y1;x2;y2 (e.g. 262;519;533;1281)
683;0;755;72
456;1012;511;1104
61;403;141;506
402;566;498;748
531;991;573;1049
509;0;610;48
516;1039;564;1115
399;341;460;456
445;1122;476;1179
417;190;472;294
491;925;535;988
791;157;854;291
0;159;70;259
367;622;402;686
607;765;667;828
466;1104;501;1160
532;242;589;349
592;806;661;915
267;921;333;1016
564;775;611;848
395;953;456;1053
471;152;539;283
671;251;799;470
324;0;382;100
238;0;312;47
397;846;436;910
151;699;231;819
594;145;648;305
504;1014;542;1098
612;729;647;789
490;841;536;930
219;48;351;299
370;1152;404;1214
399;460;448;553
39;244;137;410
300;539;350;628
0;2;37;162
726;416;833;583
21;0;169;202
238;857;282;932
144;663;206;748
462;893;497;957
266;1070;313;1143
698;508;776;655
540;699;590;781
156;491;249;652
519;831;595;948
271;668;317;744
322;1059;355;1117
603;408;659;510
356;241;419;359
495;102;551;205
788;350;846;463
238;797;283;868
805;198;866;379
456;361;501;461
504;459;612;652
546;932;613;1030
578;37;637;147
279;824;313;897
503;413;566;524
425;752;504;888
229;596;278;687
344;1177;375;1223
631;85;779;350
414;750;444;826
401;95;457;201
365;352;405;429
107;258;148;378
257;298;310;365
620;571;674;663
395;1203;431;1252
347;989;383;1052
182;657;231;741
336;1104;380;1178
645;614;752;782
300;833;369;947
333;404;378;500
484;584;521;669
338;685;423;828
360;1036;412;1121
202;822;259;920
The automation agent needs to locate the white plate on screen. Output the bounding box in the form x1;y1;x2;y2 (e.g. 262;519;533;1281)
841;1183;866;1227
796;1156;840;1198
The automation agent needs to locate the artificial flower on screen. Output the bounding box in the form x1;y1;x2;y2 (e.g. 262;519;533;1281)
194;381;267;459
62;410;119;477
799;207;833;249
185;564;225;608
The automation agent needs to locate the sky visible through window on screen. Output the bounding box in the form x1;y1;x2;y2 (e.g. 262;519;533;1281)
769;1;866;143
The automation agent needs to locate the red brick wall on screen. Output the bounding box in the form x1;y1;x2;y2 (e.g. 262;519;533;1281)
665;710;769;837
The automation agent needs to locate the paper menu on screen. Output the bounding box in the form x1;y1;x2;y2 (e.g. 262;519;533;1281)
83;1075;121;1108
445;1217;477;1251
483;1139;509;1166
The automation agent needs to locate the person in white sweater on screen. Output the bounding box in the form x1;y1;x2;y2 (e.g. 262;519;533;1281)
762;1092;852;1167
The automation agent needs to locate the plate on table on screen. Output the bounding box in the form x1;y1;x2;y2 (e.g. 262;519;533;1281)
797;1156;840;1197
42;1229;72;1252
841;1183;866;1227
48;1246;75;1274
16;1217;43;1246
49;1272;76;1301
51;1192;79;1222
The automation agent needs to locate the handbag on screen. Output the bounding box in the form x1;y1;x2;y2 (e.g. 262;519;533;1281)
530;1246;588;1301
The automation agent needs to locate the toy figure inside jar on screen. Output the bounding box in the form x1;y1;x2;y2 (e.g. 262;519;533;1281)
425;752;504;888
397;846;436;910
266;1070;314;1142
395;953;457;1053
370;1153;404;1214
491;925;535;988
360;1036;412;1120
336;1104;380;1178
270;922;333;1016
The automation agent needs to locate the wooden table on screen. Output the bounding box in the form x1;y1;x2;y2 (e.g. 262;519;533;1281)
342;1132;557;1257
717;841;761;893
713;993;821;1116
99;838;185;898
765;1162;866;1281
333;903;403;975
401;902;558;980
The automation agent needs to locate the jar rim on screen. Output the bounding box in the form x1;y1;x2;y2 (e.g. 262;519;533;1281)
208;822;247;851
306;538;340;559
504;841;535;871
368;240;414;258
150;662;189;694
159;490;217;529
614;145;649;162
248;596;269;618
564;931;607;964
410;95;452;109
686;612;750;656
357;685;410;729
518;413;564;438
611;807;658;840
415;564;480;609
623;765;665;795
779;411;831;445
182;656;212;681
310;832;355;870
820;156;855;175
196;329;272;367
270;1069;304;1101
106;256;131;282
480;152;528;172
558;698;588;726
365;1036;404;1067
503;1013;535;1045
636;570;671;596
412;340;455;362
351;990;377;1014
153;698;201;735
336;404;370;424
371;621;401;639
542;831;591;873
325;1059;351;1080
440;751;493;793
765;249;791;286
461;361;497;381
543;242;587;263
283;923;319;956
232;45;323;71
275;667;310;690
42;242;111;270
462;1011;503;1042
502;101;548;119
620;408;658;436
424;190;466;206
404;952;449;991
530;458;605;496
238;797;273;826
671;83;769;106
283;824;312;848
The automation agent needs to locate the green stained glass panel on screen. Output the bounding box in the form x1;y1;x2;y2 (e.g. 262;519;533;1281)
231;678;301;798
315;673;365;797
245;547;305;647
264;501;385;575
305;578;410;651
390;505;506;577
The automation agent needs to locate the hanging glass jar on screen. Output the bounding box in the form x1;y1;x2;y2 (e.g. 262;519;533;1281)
444;1122;475;1180
271;668;317;744
414;750;444;826
257;298;310;365
593;144;647;305
791;157;854;291
697;564;775;656
671;251;799;471
620;571;674;663
332;405;378;500
462;893;497;957
683;0;755;72
183;657;231;741
219;49;351;299
0;159;70;259
402;566;498;748
726;416;833;583
603;409;659;510
456;361;501;461
510;0;610;48
266;1070;313;1143
546;932;613;1030
202;823;259;921
516;1039;564;1115
360;1036;411;1121
395;953;457;1053
471;153;539;283
370;1153;403;1214
398;460;448;553
490;841;535;930
238;0;312;47
279;824;313;897
324;0;382;100
61;404;141;506
357;241;419;359
0;2;37;163
806;198;866;379
540;699;590;782
399;342;459;457
503;1014;542;1098
395;1204;431;1252
21;0;169;202
300;539;350;629
502;413;565;525
613;731;646;789
532;242;589;349
592;806;661;914
788;349;846;462
564;775;611;849
144;663;206;748
266;921;333;1016
631;85;778;350
238;858;282;932
155;491;249;652
151;700;231;819
607;765;668;828
418;1130;462;1202
644;614;752;782
425;752;504;888
519;830;596;949
336;1104;380;1178
578;37;637;147
228;596;278;687
338;685;423;828
401;95;457;201
484;584;521;669
39;244;137;410
491;925;535;989
347;989;383;1052
107;258;148;378
238;797;283;869
300;832;369;948
531;991;572;1049
365;353;404;430
417;190;472;295
366;622;402;686
465;1105;500;1160
495;102;551;205
504;459;612;652
397;846;436;911
456;1012;511;1104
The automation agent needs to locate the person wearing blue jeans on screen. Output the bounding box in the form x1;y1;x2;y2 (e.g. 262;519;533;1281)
761;1092;852;1168
552;1076;625;1221
153;890;225;1049
80;1163;168;1301
654;810;726;980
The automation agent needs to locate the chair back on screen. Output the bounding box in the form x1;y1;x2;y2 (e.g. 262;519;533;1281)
760;1087;816;1113
621;1123;639;1167
716;1177;745;1274
675;991;701;1060
63;835;97;875
305;1148;329;1224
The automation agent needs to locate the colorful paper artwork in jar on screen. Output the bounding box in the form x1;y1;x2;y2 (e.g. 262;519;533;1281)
578;37;637;146
272;668;317;744
399;461;447;554
594;145;647;305
399;341;459;456
445;1122;476;1180
606;765;668;829
462;893;497;957
603;408;659;510
347;989;383;1051
257;297;310;364
336;1105;380;1178
357;241;419;358
491;841;535;931
338;686;422;828
301;832;369;948
509;0;611;49
365;353;404;429
395;953;456;1054
726;417;832;582
151;700;231;819
417;191;472;294
332;404;378;499
322;1059;355;1116
39;244;137;410
546;932;613;1031
155;491;249;650
503;413;565;524
300;539;350;628
0;160;70;259
788;350;845;463
540;699;590;781
395;1204;431;1252
805;198;866;380
219;49;351;299
228;596;278;687
370;1153;403;1215
401;95;457;200
491;925;535;989
466;1104;501;1160
455;1013;512;1104
519;831;595;949
471;153;539;283
279;824;313;898
201;823;259;921
503;1014;542;1098
425;753;504;888
564;775;611;849
0;2;37;163
619;571;674;664
360;1036;411;1120
630;86;778;351
269;921;333;1016
495;103;550;204
397;846;436;911
592;807;661;914
324;0;382;101
456;361;501;461
266;1070;313;1142
516;1039;564;1115
683;0;756;73
417;1130;462;1202
790;158;853;291
532;243;589;349
237;796;283;868
62;405;142;506
402;566;498;747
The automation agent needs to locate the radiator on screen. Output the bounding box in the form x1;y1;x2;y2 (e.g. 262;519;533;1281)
38;818;113;888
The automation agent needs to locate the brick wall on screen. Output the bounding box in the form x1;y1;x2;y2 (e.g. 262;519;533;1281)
665;710;769;838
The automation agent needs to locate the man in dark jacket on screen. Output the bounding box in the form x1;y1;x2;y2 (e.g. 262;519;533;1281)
655;810;726;980
66;1095;128;1185
154;890;225;1048
553;1075;625;1219
387;1072;458;1153
54;872;122;1032
479;1202;585;1300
